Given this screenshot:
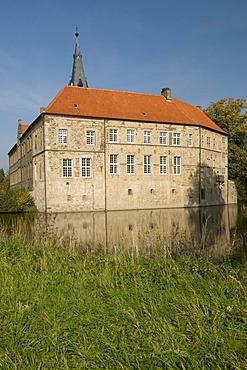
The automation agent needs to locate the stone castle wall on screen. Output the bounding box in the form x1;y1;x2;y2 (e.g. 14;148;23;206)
27;114;230;212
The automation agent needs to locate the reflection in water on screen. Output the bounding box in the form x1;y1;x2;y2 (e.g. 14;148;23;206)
37;205;241;260
0;205;245;261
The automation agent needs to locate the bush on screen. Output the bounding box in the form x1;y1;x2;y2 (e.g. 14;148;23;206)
0;187;36;213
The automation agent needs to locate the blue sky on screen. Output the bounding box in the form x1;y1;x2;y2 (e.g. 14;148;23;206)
0;0;246;170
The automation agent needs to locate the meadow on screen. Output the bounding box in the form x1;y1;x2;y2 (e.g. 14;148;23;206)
0;231;246;369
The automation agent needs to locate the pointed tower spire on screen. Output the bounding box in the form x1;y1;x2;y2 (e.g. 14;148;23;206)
69;29;88;87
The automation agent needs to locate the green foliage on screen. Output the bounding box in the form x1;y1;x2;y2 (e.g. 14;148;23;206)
204;98;247;200
0;168;5;184
0;241;246;369
0;169;36;212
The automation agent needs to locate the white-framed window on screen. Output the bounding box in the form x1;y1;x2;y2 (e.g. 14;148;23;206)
86;130;95;145
188;133;193;146
144;155;152;174
174;156;181;175
127;155;135;174
82;158;91;177
160;132;167;145
143;131;151;144
58;129;68;144
110;154;118;174
160;156;168;175
207;136;211;148
63;159;72;177
173;133;181;146
127;129;135;143
109;128;118;143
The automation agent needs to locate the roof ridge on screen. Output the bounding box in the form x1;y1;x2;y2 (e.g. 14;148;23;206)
65;85;161;97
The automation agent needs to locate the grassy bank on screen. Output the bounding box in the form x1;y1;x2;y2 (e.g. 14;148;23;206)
0;239;246;369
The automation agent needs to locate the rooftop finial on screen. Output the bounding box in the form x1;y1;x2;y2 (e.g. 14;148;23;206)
75;26;79;37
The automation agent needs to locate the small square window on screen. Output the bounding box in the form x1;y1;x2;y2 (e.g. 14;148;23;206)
128;188;133;195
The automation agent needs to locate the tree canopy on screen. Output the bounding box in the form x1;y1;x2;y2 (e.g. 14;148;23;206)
204;98;247;200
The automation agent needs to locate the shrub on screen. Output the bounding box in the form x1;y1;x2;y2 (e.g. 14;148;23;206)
0;187;36;213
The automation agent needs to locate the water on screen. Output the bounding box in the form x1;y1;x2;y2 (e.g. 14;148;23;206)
0;204;246;261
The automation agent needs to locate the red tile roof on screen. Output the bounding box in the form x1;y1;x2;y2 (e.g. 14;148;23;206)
45;86;226;134
21;125;29;134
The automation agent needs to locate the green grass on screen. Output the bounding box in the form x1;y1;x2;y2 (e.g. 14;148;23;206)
0;239;246;369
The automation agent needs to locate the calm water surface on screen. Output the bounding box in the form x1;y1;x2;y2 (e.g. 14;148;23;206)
0;204;246;261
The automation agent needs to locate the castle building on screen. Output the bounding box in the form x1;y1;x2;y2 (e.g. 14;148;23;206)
8;32;237;212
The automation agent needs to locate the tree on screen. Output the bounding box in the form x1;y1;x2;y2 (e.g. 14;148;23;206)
204;98;247;200
0;168;5;184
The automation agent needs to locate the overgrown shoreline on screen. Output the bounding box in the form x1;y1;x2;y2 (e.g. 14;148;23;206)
0;237;246;369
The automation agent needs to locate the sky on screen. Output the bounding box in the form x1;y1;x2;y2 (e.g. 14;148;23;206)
0;0;246;171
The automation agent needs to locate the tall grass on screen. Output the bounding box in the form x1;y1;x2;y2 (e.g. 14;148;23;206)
0;235;246;369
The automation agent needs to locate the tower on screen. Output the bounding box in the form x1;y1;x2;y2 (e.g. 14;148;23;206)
69;29;88;87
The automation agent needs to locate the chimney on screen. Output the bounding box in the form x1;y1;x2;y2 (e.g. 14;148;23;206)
17;119;22;140
161;87;172;101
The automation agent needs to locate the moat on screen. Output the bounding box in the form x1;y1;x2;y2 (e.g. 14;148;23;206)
0;204;246;262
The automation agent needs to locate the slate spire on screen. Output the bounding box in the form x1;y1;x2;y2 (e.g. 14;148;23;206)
69;29;88;87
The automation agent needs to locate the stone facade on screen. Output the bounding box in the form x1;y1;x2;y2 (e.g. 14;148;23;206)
8;97;237;212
